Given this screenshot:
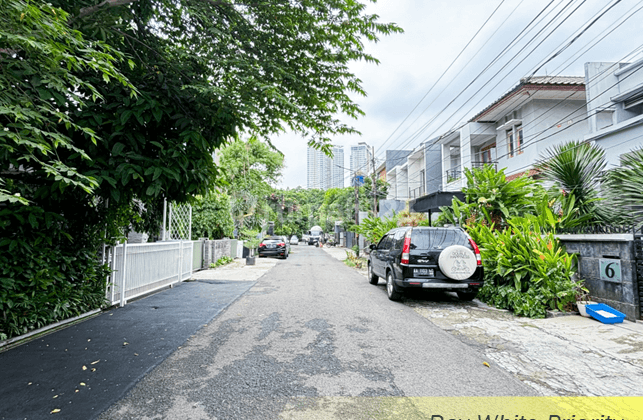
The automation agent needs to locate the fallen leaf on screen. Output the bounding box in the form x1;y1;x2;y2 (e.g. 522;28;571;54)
91;368;96;372
75;390;79;393
483;362;490;367
134;353;139;356
82;366;87;371
53;395;58;399
51;409;61;414
87;339;91;342
90;360;100;365
80;382;86;386
123;342;129;346
28;382;32;385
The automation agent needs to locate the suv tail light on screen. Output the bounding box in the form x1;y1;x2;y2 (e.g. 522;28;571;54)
278;242;285;247
401;231;412;265
259;243;265;248
468;238;482;266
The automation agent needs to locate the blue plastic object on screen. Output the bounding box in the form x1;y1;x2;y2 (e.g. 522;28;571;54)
586;303;625;324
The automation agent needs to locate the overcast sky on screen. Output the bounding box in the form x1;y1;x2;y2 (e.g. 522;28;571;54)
270;0;643;189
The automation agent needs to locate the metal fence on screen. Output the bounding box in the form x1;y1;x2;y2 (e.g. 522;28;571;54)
557;224;639;235
105;241;194;307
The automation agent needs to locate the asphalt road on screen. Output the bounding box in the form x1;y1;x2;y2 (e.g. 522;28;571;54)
99;245;535;419
0;280;254;420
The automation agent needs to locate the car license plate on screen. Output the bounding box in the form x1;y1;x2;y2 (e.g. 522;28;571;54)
414;268;434;277
268;244;275;249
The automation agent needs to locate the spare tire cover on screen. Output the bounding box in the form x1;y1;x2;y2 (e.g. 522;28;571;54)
438;245;477;280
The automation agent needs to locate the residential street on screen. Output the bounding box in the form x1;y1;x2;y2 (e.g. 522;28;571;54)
4;245;643;420
99;245;534;419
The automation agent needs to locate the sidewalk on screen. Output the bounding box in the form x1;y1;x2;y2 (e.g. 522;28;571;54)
323;246;643;396
0;258;276;420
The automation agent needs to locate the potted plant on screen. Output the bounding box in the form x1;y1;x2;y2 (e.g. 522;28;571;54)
241;229;261;265
574;282;596;318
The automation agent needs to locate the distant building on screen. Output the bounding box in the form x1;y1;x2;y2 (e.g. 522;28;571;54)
307;145;345;190
350;142;372;176
330;146;345;189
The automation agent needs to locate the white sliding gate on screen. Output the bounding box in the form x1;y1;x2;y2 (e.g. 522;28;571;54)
105;241;194;307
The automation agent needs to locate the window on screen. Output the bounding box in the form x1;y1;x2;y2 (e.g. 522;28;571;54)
480;144;494;163
419;170;425;194
393;229;406;250
378;234;392;250
507;125;523;158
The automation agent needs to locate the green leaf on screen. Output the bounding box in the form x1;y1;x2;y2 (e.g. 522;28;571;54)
120;110;132;125
112;143;125;156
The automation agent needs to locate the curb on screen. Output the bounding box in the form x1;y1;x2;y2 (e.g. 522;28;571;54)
0;308;102;351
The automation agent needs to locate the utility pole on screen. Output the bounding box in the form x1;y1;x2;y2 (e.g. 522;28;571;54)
354;174;359;226
371;145;377;217
354;173;359;253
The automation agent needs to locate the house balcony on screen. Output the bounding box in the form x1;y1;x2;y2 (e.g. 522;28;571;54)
471;161;498;170
445;168;462;184
409;185;425;199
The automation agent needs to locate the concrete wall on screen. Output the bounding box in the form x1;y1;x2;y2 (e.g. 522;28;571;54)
379;199;406;219
559;234;639;321
202;239;233;268
584;61;643;167
407;150;424;197
424;140;443;195
127;231;149;243
386;150;412;172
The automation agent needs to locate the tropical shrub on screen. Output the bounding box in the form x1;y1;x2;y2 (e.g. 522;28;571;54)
537;141;612;224
192;191;234;239
210;256;234;268
439;165;540;228
468;218;578;318
397;210;426;227
350;213;399;244
0;205;108;339
604;148;643;223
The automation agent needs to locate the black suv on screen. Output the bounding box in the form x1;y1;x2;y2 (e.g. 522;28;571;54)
367;227;483;301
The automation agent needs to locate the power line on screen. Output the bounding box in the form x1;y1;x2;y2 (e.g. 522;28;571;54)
387;0;630;172
394;0;589;153
383;0;558;153
350;0;579;182
373;0;513;156
389;48;643;198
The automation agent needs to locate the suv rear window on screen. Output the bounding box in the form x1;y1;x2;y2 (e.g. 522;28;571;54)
392;229;407;250
410;228;469;250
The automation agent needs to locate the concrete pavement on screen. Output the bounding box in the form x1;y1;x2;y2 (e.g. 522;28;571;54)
322;246;643;397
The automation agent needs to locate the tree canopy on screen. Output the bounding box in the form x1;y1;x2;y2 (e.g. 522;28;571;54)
3;0;401;209
0;0;401;339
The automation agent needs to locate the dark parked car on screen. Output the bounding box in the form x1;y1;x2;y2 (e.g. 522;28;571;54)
258;236;289;259
367;227;483;301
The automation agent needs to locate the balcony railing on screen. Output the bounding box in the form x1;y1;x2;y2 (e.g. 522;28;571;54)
409;186;425;199
445;168;461;184
471;161;497;170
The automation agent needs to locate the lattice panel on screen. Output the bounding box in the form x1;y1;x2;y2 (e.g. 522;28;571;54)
167;202;192;240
